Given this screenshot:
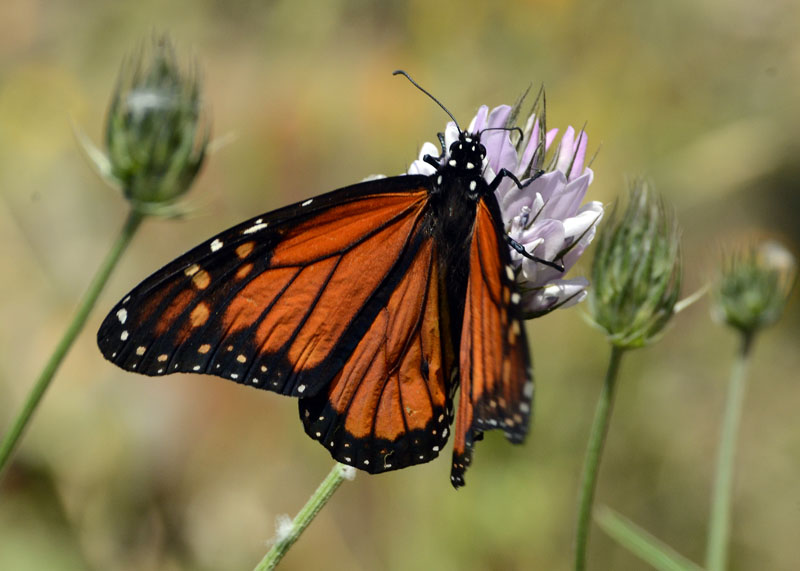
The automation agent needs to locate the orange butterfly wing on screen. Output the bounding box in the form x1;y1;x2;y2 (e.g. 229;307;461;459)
299;235;456;472
451;198;533;487
97;176;437;400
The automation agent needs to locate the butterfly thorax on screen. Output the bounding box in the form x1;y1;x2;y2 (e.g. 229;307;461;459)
427;130;488;252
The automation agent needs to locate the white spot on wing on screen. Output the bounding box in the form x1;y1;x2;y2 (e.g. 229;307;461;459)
297;384;306;394
116;308;128;324
505;265;515;280
511;292;521;304
243;222;268;235
120;330;129;341
301;198;313;207
524;381;534;398
210;238;223;252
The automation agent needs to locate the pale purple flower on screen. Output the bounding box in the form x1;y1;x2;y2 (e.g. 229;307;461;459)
409;104;603;318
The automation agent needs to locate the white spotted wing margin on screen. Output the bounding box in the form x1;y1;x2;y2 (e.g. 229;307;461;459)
450;196;533;489
96;174;436;400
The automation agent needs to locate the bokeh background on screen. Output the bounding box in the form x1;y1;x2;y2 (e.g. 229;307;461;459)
1;1;799;569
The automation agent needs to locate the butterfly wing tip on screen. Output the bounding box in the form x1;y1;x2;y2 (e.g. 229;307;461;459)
450;451;469;488
450;471;465;489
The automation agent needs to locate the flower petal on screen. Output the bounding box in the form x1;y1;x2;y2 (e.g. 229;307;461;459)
569;129;588;180
541;171;591;220
554;126;577;175
523;277;589;316
517;114;542;177
467;105;489;133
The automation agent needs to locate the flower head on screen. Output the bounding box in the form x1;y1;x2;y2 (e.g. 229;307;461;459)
104;35;208;213
588;180;682;349
713;240;797;337
409;93;603;318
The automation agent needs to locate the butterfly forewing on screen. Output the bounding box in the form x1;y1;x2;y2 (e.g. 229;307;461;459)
97;176;433;398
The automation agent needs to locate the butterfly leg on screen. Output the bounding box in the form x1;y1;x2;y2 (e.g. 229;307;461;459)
488;168;546;193
422;133;449;168
521;168;545;187
423;154;442;170
488;168;523;192
505;235;565;272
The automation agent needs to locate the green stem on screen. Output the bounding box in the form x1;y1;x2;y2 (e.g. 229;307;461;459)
0;209;144;476
705;333;754;571
574;344;625;571
255;463;352;571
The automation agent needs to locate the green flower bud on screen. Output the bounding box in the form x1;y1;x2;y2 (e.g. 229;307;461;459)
588;180;682;349
713;241;797;336
105;35;208;212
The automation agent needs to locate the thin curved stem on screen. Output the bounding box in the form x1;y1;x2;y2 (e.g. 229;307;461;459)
574;344;625;571
255;463;353;571
0;209;144;477
705;333;753;571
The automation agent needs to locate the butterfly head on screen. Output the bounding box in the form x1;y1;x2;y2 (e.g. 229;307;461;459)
445;131;486;177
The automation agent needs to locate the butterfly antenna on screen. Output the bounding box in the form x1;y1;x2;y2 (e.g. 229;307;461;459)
393;70;461;133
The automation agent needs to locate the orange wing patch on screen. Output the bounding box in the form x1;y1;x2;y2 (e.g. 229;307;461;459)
299;238;453;473
451;201;532;488
271;193;423;265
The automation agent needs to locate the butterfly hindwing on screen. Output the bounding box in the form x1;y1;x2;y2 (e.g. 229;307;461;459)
450;195;533;487
97;175;434;398
299;233;454;473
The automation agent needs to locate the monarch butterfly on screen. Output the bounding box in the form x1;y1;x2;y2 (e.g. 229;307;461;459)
97;71;565;488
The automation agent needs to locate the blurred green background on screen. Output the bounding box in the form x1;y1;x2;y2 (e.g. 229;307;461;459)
1;0;798;569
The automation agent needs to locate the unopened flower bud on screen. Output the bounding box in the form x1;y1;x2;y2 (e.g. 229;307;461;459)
713;240;796;336
588;180;682;349
105;35;208;211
